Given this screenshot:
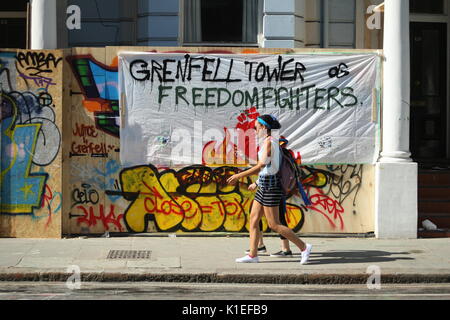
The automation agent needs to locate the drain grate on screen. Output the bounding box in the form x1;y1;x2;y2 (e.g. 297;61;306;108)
107;250;151;260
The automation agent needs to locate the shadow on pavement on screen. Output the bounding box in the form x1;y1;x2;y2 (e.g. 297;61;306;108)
258;250;415;264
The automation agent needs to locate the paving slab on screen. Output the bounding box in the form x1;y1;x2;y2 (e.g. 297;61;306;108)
17;257;74;269
127;257;181;269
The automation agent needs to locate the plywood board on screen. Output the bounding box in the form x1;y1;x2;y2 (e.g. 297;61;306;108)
0;49;64;238
62;46;377;235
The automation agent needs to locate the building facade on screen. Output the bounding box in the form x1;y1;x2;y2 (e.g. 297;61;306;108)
1;0;449;238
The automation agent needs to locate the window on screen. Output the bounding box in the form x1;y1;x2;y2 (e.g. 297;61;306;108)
183;0;259;45
0;1;28;11
0;19;27;48
410;0;445;14
0;1;28;49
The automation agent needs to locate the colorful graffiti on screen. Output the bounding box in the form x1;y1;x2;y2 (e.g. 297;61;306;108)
16;51;62;90
67;55;120;138
299;165;363;230
111;164;363;233
0;51;61;222
0;92;48;214
70;159;121;203
108;164;305;233
71;204;124;232
65;48;371;236
2;48;373;238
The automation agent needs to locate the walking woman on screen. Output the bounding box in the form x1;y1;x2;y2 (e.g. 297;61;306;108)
226;115;312;264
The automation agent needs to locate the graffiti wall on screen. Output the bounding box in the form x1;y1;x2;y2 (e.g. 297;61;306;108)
0;47;376;238
0;50;63;238
64;47;375;236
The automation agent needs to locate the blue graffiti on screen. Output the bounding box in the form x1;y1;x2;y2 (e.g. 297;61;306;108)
1;93;48;214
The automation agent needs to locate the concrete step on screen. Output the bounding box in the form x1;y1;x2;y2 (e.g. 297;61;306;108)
418;229;450;238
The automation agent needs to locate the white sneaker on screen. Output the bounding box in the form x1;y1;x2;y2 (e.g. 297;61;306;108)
236;255;259;263
300;244;312;265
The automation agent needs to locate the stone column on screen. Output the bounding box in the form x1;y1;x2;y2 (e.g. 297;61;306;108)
375;0;418;239
30;0;57;49
137;0;179;46
380;0;412;163
262;0;306;48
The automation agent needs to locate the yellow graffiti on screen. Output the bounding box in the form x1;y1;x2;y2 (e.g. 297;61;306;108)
120;166;183;232
120;165;305;234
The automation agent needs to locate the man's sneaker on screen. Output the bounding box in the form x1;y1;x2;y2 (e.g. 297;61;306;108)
300;244;312;265
270;250;293;258
245;246;267;254
236;255;259;263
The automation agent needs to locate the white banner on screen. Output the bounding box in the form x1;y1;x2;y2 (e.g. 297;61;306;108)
119;52;381;167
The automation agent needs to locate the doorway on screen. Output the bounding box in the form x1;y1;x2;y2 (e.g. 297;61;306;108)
410;22;448;166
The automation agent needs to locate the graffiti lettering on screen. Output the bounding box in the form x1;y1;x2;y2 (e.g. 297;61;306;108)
129;55;307;84
113;164;304;233
19;73;56;90
299;164;364;230
129;55;242;83
323;165;363;205
328;63;350;79
158;84;358;110
71;141;110;155
73;123;98;138
74;205;124;232
16;52;62;77
245;56;306;83
308;193;345;230
72;184;100;207
72;123;114;156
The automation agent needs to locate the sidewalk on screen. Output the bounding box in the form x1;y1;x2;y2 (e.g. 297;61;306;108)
0;236;449;284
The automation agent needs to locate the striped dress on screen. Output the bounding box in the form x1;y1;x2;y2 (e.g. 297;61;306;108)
254;137;283;207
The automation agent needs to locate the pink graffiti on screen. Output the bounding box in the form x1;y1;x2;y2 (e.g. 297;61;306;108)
40;184;62;229
76;204;124;232
307;191;345;230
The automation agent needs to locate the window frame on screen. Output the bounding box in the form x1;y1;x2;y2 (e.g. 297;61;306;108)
179;0;263;47
0;7;28;49
0;11;27;19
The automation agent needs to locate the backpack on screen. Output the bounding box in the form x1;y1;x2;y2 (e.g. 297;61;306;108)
277;146;312;205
